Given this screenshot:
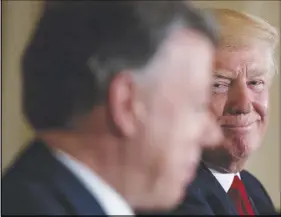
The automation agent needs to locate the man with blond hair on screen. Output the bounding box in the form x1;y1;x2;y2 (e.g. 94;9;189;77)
137;8;279;215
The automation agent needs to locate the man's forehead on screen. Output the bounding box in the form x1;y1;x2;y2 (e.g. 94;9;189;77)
214;48;272;78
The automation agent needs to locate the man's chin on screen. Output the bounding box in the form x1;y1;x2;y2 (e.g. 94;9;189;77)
202;149;248;173
158;191;185;211
227;159;248;173
139;191;184;212
231;147;249;160
202;139;260;173
230;140;258;160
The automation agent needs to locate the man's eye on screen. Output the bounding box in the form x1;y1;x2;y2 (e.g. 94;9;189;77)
212;83;229;94
247;80;265;92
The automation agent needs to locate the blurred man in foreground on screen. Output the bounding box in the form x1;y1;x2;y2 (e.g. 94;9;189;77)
138;8;279;216
2;1;221;215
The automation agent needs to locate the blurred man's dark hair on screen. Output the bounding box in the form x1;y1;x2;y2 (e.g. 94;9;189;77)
22;1;218;131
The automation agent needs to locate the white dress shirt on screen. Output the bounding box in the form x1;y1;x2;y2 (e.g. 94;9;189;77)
208;168;241;192
53;149;135;216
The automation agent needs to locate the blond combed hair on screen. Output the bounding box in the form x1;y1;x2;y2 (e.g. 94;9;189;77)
209;8;279;49
208;8;279;75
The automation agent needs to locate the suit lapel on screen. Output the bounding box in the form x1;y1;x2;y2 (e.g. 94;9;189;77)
22;140;106;215
241;172;260;215
199;163;238;215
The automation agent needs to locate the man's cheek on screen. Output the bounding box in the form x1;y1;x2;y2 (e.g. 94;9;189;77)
209;96;226;117
254;90;269;112
252;99;268;120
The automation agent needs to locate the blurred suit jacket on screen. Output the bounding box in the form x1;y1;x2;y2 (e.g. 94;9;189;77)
2;140;106;215
137;162;277;215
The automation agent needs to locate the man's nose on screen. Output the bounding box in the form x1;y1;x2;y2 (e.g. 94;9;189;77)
200;112;223;148
226;82;252;115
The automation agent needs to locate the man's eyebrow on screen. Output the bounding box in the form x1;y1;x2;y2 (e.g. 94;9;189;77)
213;69;268;80
213;70;235;79
247;69;268;78
213;74;232;80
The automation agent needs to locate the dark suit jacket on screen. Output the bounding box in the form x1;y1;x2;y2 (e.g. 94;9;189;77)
2;139;106;215
137;163;277;215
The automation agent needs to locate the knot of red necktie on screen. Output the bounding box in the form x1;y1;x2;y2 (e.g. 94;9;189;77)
227;175;255;216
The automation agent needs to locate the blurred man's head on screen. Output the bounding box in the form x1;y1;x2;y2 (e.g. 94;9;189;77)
203;8;279;173
22;1;221;210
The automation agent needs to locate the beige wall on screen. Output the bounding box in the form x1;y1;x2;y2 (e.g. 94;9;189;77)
2;1;42;169
2;0;280;209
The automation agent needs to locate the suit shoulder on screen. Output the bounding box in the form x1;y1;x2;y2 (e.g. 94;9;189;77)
171;165;215;215
241;169;268;191
2;141;68;215
241;169;274;207
187;163;213;189
241;170;261;183
2;173;67;215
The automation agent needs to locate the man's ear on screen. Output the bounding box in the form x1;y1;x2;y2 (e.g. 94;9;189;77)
107;72;139;138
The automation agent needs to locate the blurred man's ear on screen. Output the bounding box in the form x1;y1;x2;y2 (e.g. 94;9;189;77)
107;72;139;138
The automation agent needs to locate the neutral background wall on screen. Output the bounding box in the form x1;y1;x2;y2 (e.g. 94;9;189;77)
2;0;42;171
2;0;280;209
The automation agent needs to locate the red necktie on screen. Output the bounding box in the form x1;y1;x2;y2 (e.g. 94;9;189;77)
227;175;255;216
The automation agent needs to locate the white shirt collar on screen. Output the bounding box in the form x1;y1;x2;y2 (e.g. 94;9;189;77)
208;168;241;192
53;149;135;216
